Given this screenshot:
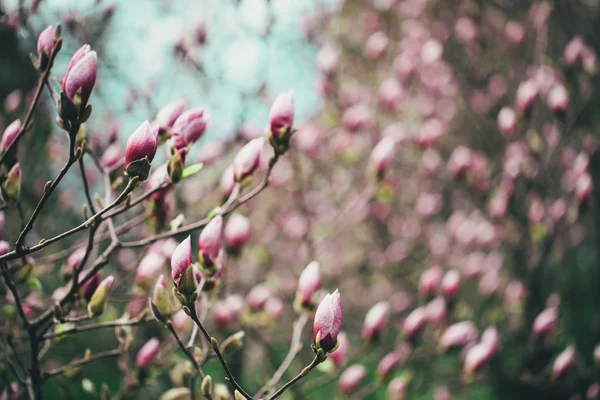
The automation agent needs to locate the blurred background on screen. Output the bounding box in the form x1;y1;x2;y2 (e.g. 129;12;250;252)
2;0;600;399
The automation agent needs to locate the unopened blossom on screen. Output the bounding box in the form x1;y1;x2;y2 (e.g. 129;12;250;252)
233;138;264;182
553;345;576;379
246;284;271;311
419;265;443;298
425;296;447;326
497;107;517;136
171;107;208;149
136;338;160;368
37;25;55;57
100;143;123;169
564;36;585;66
504;280;526;308
62;44;97;108
403;306;427;339
0;241;10;256
151;275;171;322
329;331;349;368
547;84;569;115
341;103;373;131
224;213;251;252
124;121;158;173
314;289;342;352
316;45;339;76
439;321;478;350
264;296;284;320
296;261;321;308
135;252;165;288
363;301;390;342
2;119;21;151
171;236;193;285
339;364;366;394
87;275;115;317
220;165;235;198
198;215;223;267
377;351;404;379
481;327;500;353
155;100;185;131
370;136;397;179
66;246;87;275
364;31;389;59
464;342;495;376
515;80;538;113
388;377;408;400
504;21;525;46
80;272;101;302
441;269;461;298
269;91;295;141
533;307;558;338
576;173;592;202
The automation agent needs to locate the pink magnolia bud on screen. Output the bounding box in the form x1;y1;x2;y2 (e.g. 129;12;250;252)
155;100;185;131
198;215;222;266
329;331;348;368
464;342;494;376
576;173;592;202
136;338;160;368
363;301;390;342
2;119;21;151
438;321;478;350
172;308;193;333
364;31;389;59
421;39;443;64
125;120;158;169
448;146;472;178
441;269;461;298
425;296;447;326
497;107;517;136
80;272;101;302
296;261;321;307
419;265;443;298
317;45;339;75
171;107;209;149
504;21;525;46
402;306;427;339
370;136;397;179
136;252;166;288
341;103;373;131
388;377;407;400
224;213;251;252
246;284;271;311
564;36;585;66
515;80;538;114
314;289;342;352
339;364;367;394
213;299;237;328
377;351;404;379
269;91;295;140
37;25;55;56
504;280;526;308
481;327;500;353
233;138;264;182
265;296;284;320
378;78;403;110
553;345;576;379
595;345;600;364
100;143;123;169
533;307;558;338
0;240;10;256
220;165;235;198
66;247;87;275
547;84;569;115
62;44;97;107
171;236;193;285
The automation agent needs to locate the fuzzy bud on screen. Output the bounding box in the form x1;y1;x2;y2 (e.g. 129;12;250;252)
87;275;114;317
201;375;213;396
370;136;396;180
388;377;408;400
533;307;558;339
553;345;576;380
402;307;427;339
339;364;367;394
295;260;321;311
314;289;343;353
198;215;223;267
3;163;21;204
419;265;443;298
135;252;166;290
150;275;171;323
441;269;461;298
155;101;185;132
219;331;245;355
377;351;404;379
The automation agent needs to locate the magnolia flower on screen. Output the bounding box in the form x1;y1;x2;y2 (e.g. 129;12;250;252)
37;25;55;57
314;290;342;352
233;138;264;182
171;107;209;149
296;261;321;307
363;301;390;342
2;119;21;151
269;91;295;140
62;44;97;108
198;215;223;267
136;338;160;368
171;236;193;285
124;121;158;172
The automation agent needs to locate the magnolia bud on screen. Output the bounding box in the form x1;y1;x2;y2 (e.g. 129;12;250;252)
317;45;339;75
268;91;295;147
388;377;407;400
402;307;427;339
3;163;21;204
171;107;209;149
463;342;493;376
0;241;10;256
87;275;114;317
547;84;569;116
481;326;500;353
497;107;517;136
419;265;443;298
65;247;87;280
2;119;21;152
339;364;367;394
224;213;250;252
377;351;403;379
150;275;171;323
314;289;342;353
425;296;447;326
125;121;158;181
219;331;245;355
246;284;271;311
37;25;55;57
364;31;389;59
177;265;198;298
329;331;348;368
135;252;166;290
220;165;235;198
438;321;478;350
515;80;538;114
363;301;390;342
100;143;123;169
80;272;101;302
201;375;213;396
62;44;97;110
532;307;558;339
553;345;576;380
370;136;396;180
441;269;461;298
155;101;185;132
233;138;264;182
234;390;247;400
198;215;223;267
136;338;160;368
171;236;193;285
295;261;321;311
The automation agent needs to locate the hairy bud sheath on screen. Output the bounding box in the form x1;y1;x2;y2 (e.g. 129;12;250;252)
87;275;114;317
150;275;171;323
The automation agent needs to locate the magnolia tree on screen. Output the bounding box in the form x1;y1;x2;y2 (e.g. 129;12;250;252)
2;0;600;399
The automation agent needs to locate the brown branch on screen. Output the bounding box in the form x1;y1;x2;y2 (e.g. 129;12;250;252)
42;315;153;341
42;347;124;380
267;354;323;400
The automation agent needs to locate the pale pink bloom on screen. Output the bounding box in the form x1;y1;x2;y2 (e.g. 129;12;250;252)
314;290;342;352
339;364;366;394
136;338;160;368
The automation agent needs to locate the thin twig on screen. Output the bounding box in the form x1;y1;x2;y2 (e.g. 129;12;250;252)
267;354;323;400
78;152;97;214
41;315;153;341
42;347;124;380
